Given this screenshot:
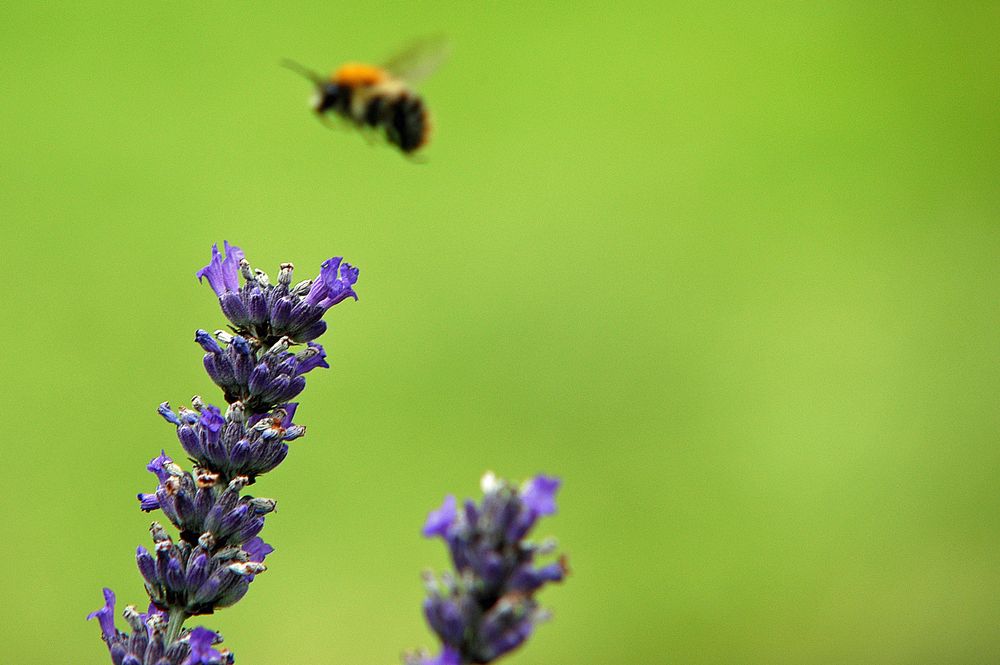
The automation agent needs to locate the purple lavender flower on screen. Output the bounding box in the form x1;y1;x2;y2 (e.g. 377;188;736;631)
135;520;271;617
196;242;244;298
91;243;359;663
407;473;569;665
184;627;231;665
87;587;224;664
197;331;328;414
87;588;119;645
137;450;275;546
158;399;303;482
422;495;457;538
519;475;560;517
198;243;359;348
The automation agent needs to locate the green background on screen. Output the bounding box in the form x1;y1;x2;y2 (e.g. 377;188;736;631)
2;2;998;663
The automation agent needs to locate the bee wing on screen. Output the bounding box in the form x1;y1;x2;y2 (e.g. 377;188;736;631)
281;59;325;86
382;35;451;85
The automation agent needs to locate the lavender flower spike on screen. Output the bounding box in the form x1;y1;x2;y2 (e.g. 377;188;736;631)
197;242;360;348
407;473;569;665
91;242;360;663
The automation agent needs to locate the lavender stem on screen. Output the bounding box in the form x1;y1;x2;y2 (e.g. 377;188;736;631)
165;609;188;646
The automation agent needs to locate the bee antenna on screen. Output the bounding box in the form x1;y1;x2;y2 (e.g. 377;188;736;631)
280;59;323;86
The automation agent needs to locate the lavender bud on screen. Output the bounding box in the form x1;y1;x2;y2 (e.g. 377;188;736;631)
220;291;250;326
185;552;210;591
123;605;145;633
267;336;291;356
198;532;216;551
247;498;277;515
534;537;559;556
150;522;170;544
292;319;326;343
177;407;199;425
212;546;241;562
136;547;157;586
157;402;180;425
237;517;264;542
147;612;167;634
228;562;266;576
226;400;246;423
248;363;269;396
239;257;254;282
247;287;267;325
165;558;185;593
278;263;293;286
270;296;293;331
195;329;222;354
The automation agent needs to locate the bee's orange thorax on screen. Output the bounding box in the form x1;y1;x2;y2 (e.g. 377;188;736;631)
332;63;388;86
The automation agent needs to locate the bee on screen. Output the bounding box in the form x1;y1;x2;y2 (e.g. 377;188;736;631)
284;38;448;155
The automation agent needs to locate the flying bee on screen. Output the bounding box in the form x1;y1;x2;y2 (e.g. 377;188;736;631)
283;38;448;155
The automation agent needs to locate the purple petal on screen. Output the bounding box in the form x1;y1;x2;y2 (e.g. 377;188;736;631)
242;536;274;562
137;493;160;512
508;558;567;593
422;494;457;538
146;451;172;483
296;342;329;374
304;257;341;306
221;241;244;292
157;402;181;425
303;256;360;310
199;405;225;434
196;244;227;297
424;647;462;665
318;260;359;309
281;403;298;428
231;335;251;356
339;261;360;286
195;329;223;354
320;257;343;285
184;626;223;665
520;474;560;516
86;588;117;642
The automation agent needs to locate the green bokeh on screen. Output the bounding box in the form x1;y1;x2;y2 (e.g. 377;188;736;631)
2;3;999;663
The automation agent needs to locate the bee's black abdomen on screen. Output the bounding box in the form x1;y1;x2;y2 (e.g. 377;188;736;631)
363;96;387;127
385;94;427;153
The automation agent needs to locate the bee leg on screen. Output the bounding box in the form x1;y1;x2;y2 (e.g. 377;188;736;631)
315;113;345;132
359;126;381;147
404;151;429;164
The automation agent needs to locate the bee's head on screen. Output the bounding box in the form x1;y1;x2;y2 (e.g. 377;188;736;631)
313;82;347;113
282;59;348;113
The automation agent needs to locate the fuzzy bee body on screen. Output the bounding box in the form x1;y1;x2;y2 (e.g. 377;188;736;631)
288;41;446;155
323;64;430;153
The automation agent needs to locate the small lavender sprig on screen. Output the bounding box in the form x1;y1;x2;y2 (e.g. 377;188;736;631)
89;242;359;664
407;473;569;665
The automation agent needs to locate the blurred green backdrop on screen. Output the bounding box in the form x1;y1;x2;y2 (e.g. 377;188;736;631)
2;2;999;663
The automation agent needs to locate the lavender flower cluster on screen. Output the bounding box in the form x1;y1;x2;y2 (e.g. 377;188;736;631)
89;242;358;664
408;473;567;665
89;242;567;665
